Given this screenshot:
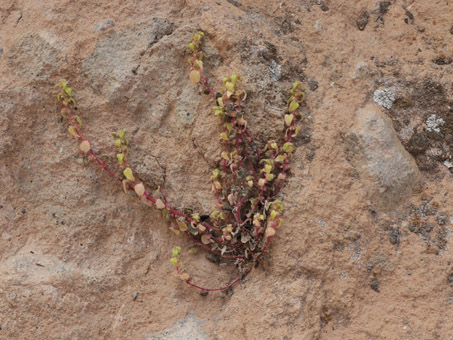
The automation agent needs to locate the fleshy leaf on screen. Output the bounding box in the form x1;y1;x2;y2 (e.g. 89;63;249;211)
79;140;90;153
180;273;190;281
284;114;294;126
177;220;188;231
123;168;135;181
155;199;166;209
265;226;276;238
288;100;299;112
201;234;211;244
117;153;125;165
134;183;145;197
195;59;203;71
189;70;201;84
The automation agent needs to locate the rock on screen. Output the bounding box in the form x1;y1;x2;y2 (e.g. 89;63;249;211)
356;10;369;31
83;17;174;101
347;104;421;210
7;33;61;80
268;60;282;81
144;314;207;340
92;19;115;33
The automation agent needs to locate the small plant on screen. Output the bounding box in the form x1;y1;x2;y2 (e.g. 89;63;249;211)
55;31;305;294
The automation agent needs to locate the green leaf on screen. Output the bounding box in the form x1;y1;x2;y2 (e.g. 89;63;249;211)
123;167;135;181
288;100;299;113
225;81;234;92
74;115;82;127
115;139;121;148
64;87;72;96
276;155;285;163
177;220;188;232
188;42;195;51
195;59;203;71
68;126;79;138
220;132;228;141
170;257;178;266
117;153;125;165
283;142;294;153
172;246;181;257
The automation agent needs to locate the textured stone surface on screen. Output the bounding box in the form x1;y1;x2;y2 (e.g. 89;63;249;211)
0;0;452;339
144;314;207;340
347;104;421;210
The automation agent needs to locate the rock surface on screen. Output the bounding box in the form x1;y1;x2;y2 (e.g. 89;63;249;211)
0;1;452;339
347;104;421;210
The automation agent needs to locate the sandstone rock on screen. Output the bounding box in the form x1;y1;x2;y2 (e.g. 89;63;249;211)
144;313;207;340
347;104;421;210
83;17;174;101
7;33;61;80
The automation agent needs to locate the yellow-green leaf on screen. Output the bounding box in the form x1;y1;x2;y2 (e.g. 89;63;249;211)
177;220;188;232
283;142;294;153
225;81;235;93
172;246;181;256
68;126;79;138
188;42;195;51
123;167;135;181
195;59;203;71
292;125;301;137
117;153;125;165
180;273;190;281
220;132;228;141
288;100;299;112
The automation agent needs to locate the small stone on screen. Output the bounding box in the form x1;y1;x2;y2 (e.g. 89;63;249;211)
357;10;369;31
21;208;26;214
309;80;318;91
370;278;380;292
92;19;115;33
437;215;447;225
389;228;400;245
417;26;425;32
227;0;242;6
347;105;421;210
268;60;281;81
320;3;329;11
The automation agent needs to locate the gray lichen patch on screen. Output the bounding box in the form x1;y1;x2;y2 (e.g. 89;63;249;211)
373;88;396;109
